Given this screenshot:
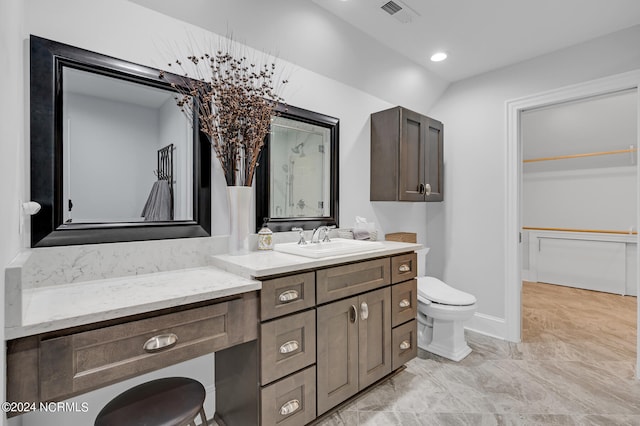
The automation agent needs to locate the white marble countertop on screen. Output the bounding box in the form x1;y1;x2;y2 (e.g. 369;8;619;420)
6;266;260;340
212;240;422;279
5;240;420;340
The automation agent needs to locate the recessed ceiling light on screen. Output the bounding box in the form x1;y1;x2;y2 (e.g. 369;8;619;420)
430;52;447;62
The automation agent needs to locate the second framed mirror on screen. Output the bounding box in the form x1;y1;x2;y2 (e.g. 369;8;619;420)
256;105;339;232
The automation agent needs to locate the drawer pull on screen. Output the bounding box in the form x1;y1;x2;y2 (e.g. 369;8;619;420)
398;264;411;273
278;289;299;303
399;299;411;308
279;340;300;354
280;399;301;416
399;340;411;350
143;333;178;352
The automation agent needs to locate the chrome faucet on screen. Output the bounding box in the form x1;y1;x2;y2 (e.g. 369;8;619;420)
311;226;334;243
291;227;307;245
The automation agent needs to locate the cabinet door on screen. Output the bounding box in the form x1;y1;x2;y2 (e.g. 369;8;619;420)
399;108;426;201
358;287;392;389
316;296;359;415
425;117;444;201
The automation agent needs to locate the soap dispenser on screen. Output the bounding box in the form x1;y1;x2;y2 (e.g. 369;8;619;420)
257;218;274;251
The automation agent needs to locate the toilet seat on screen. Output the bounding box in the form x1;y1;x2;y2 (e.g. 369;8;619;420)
417;276;476;306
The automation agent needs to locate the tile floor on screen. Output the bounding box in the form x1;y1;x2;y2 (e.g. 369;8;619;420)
316;282;640;426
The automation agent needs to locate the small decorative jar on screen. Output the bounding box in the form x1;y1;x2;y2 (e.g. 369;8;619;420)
257;218;273;251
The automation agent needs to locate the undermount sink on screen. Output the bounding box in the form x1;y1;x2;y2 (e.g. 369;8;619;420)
274;238;385;258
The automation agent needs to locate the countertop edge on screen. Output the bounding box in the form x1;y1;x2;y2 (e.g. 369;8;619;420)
7;267;261;340
212;242;423;279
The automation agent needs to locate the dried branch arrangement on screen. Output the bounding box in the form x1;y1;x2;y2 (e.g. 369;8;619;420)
162;38;287;186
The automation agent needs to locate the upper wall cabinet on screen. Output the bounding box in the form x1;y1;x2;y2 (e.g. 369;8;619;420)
370;106;443;202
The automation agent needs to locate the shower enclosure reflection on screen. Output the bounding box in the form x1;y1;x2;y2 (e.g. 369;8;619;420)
256;105;339;232
269;116;331;218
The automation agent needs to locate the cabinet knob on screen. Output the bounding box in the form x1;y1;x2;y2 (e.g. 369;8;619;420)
279;399;301;416
418;183;425;194
399;340;411;350
398;264;411;273
143;333;178;353
425;183;432;196
399;299;411;308
279;340;300;355
278;289;299;303
360;302;369;320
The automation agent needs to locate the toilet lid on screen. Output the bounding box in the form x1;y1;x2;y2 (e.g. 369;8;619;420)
417;276;476;306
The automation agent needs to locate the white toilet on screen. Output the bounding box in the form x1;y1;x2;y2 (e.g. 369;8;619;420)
416;250;477;361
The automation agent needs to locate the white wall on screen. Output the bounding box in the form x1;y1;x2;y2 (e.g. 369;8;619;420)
0;1;25;424
523;166;637;231
129;0;449;116
65;93;158;222
427;25;640;326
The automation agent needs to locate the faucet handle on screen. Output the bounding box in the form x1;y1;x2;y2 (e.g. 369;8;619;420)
323;225;336;242
292;227;307;245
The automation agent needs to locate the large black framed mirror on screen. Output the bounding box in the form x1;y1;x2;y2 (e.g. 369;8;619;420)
256;105;339;232
30;35;211;247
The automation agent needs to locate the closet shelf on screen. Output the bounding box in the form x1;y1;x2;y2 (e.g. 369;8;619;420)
523;226;637;235
523;147;637;164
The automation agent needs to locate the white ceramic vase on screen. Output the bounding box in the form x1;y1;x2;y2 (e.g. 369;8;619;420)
227;186;252;255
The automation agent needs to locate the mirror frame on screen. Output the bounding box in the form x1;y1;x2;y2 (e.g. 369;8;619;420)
30;35;211;247
256;104;339;232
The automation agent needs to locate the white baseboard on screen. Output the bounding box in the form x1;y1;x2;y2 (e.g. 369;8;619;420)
464;312;507;340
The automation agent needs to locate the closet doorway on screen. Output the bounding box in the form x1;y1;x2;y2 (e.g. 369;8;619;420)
519;89;638;359
505;71;640;377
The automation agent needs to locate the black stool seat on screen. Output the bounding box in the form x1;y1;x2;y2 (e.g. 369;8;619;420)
95;377;207;426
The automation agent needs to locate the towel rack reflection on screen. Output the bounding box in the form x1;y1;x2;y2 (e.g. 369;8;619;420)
156;144;175;220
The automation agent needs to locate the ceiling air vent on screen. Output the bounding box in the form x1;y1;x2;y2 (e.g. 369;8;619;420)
379;0;419;24
381;1;403;15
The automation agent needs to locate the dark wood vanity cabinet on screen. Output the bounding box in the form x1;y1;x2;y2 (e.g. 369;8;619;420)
7;292;259;417
315;253;417;418
252;251;417;425
371;106;444;202
6;254;418;425
316;287;392;415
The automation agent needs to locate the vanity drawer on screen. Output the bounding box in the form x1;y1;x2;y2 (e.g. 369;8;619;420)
261;365;316;426
316;258;390;304
260;310;316;385
391;252;417;284
392;279;418;327
392;319;418;371
39;296;255;402
261;272;315;321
